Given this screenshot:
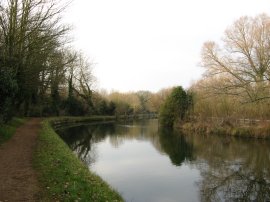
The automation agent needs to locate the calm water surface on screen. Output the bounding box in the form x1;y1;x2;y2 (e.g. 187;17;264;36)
57;119;270;202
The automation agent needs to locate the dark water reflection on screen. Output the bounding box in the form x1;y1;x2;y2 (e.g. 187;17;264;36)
57;119;270;202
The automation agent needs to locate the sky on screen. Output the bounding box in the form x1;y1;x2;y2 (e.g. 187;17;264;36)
63;0;270;92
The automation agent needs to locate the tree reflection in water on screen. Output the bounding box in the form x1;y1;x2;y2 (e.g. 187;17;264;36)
57;120;270;201
158;128;193;166
57;123;116;164
185;135;270;202
56;120;193;166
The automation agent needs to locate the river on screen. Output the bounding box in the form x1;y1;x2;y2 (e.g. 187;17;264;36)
56;119;270;202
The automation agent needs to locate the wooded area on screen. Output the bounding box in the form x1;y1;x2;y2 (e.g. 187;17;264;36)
0;0;167;123
0;0;87;122
191;14;270;121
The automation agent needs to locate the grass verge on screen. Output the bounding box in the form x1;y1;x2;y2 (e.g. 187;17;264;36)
34;117;123;201
0;118;26;145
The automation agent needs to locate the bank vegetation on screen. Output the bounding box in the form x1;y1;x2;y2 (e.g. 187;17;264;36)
188;14;270;138
159;14;270;138
34;117;123;201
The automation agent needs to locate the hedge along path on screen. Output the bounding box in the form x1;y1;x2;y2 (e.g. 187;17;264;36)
0;118;41;201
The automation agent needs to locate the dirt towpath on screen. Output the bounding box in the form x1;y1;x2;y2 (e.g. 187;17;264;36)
0;118;41;201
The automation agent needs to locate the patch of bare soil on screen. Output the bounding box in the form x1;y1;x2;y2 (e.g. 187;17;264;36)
0;118;41;201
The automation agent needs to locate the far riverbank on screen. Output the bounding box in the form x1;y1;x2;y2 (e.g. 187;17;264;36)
180;118;270;139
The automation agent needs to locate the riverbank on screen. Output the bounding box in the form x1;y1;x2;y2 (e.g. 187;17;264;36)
181;120;270;139
34;117;123;201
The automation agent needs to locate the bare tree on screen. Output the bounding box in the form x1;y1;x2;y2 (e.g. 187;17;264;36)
69;53;96;112
201;14;270;103
136;91;151;113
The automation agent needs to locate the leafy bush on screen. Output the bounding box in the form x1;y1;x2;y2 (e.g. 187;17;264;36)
65;97;85;116
0;67;18;123
159;86;192;128
0;118;25;144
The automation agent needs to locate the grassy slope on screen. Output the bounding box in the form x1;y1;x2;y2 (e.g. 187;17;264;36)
0;118;26;145
34;118;123;202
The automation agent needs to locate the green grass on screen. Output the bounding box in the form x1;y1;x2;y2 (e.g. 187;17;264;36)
0;118;26;145
34;118;123;202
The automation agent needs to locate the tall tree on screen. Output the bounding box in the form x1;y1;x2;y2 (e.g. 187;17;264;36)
0;0;71;119
201;14;270;103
